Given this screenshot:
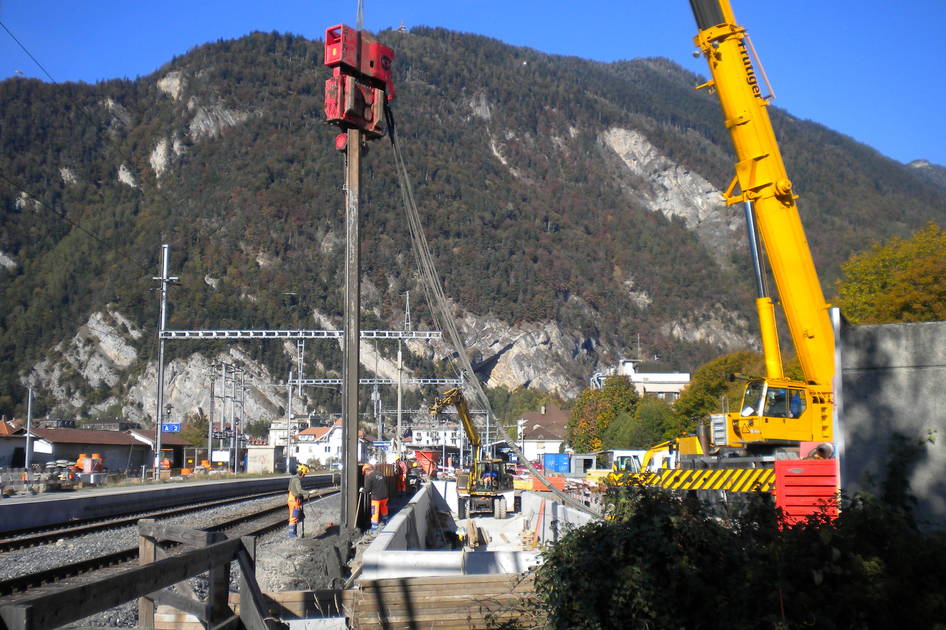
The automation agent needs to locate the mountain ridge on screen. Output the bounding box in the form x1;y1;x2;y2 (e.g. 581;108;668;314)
1;27;944;422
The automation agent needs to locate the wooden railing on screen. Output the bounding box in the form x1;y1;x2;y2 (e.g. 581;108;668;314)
0;521;276;630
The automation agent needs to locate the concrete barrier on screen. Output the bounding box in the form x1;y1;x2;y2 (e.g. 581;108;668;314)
360;481;594;580
0;474;333;533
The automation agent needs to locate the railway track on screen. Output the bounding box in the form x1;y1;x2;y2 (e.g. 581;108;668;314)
0;485;339;598
0;490;291;552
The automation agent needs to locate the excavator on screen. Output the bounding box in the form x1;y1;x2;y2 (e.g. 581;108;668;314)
613;1;839;501
431;387;510;519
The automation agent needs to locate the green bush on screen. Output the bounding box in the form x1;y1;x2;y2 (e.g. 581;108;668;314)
534;483;946;629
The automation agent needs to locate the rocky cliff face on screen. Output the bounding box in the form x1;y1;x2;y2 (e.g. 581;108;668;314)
26;310;306;427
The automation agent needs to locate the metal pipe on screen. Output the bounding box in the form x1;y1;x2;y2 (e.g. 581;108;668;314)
743;201;766;299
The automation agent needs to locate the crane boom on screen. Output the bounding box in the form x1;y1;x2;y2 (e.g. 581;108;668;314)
690;0;835;446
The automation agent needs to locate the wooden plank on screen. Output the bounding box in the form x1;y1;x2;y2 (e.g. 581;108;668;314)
354;584;534;598
207;533;231;624
138;529;157;630
355;609;536;623
149;588;209;622
353;613;536;630
1;537;242;630
236;538;273;630
355;581;534;596
356;573;533;588
352;597;534;613
138;520;218;547
353;591;534;608
154;604;203;630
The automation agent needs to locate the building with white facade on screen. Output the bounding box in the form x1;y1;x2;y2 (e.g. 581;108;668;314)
292;419;366;466
516;405;569;463
590;359;690;401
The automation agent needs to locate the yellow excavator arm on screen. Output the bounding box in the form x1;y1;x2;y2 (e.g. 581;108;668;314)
690;0;835;446
431;386;481;492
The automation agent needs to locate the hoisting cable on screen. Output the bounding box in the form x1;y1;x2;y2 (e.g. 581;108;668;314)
383;104;598;518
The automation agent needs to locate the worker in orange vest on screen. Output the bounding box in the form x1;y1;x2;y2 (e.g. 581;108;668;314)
363;464;389;531
288;464;309;537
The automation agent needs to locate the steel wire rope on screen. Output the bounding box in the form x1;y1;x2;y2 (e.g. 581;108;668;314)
383;105;597;518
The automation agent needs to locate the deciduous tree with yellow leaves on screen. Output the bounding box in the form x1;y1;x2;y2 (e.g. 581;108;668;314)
836;222;946;324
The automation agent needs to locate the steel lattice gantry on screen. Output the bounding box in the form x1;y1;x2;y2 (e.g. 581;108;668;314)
289;377;460;386
159;329;442;340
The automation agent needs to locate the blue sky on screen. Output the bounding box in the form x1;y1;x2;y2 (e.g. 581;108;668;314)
2;1;944;165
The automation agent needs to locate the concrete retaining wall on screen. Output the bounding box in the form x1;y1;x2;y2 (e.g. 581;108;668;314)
360;482;596;580
519;491;596;544
840;319;946;525
0;474;332;533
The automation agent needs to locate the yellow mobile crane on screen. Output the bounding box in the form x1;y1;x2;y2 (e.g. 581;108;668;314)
431;387;509;519
690;0;835;453
617;2;840;502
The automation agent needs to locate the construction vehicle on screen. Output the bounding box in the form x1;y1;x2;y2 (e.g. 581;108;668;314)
583;449;649;486
690;0;835;454
431;387;509;519
608;1;839;504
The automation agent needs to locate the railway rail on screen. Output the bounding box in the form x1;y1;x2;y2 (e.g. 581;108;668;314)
0;489;294;552
0;485;339;598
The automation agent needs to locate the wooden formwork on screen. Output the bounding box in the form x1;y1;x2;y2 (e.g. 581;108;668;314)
348;573;540;630
156;573;541;630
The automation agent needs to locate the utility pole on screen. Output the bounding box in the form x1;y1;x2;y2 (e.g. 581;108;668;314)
153;244;178;480
396;292;410;458
25;386;33;485
286;369;293;474
208;366;215;469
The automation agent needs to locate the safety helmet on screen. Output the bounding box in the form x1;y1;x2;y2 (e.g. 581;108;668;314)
297;464;310;475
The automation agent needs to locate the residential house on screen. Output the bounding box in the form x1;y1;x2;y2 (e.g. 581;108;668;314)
517;405;569;463
293;419;366;466
0;420;27;468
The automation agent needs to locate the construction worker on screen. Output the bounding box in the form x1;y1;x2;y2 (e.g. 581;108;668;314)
395;457;408;496
288;463;309;537
363;464;389;531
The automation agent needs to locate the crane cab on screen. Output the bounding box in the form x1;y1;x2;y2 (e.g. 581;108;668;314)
727;378;833;447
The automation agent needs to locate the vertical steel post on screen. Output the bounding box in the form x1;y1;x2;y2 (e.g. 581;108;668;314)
25;386;33;483
396;341;403;455
230;367;237;473
286;369;293;474
208;368;214;470
153;244;174;480
341;127;362;528
238;369;245;473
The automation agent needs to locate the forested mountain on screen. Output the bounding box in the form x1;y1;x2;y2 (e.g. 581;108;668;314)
2;28;944;422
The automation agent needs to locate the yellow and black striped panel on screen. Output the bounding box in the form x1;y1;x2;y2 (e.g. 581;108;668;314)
642;468;775;493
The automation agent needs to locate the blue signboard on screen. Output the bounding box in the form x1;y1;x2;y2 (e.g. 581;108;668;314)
161;423;182;433
372;440;389;450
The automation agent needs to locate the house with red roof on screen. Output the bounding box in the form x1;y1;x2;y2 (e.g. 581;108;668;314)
292;418;366;466
0;419;28;468
516;404;570;463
